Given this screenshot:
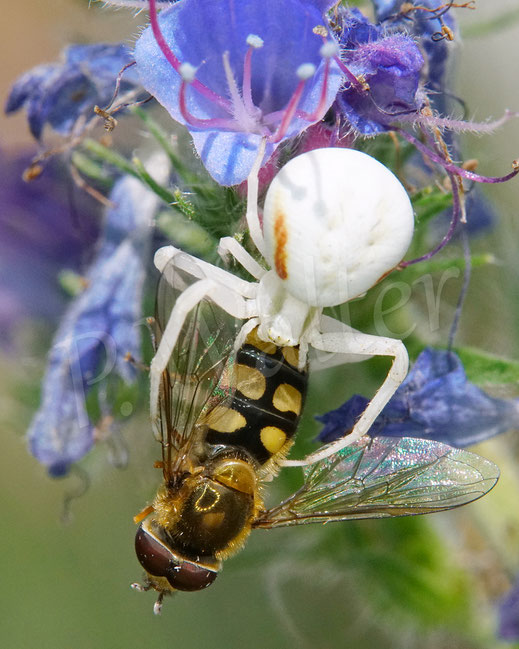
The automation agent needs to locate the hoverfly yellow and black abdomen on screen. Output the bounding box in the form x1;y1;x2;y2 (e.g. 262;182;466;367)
204;327;308;467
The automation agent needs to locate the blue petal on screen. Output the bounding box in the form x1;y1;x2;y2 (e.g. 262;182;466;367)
191;130;273;186
0;150;99;347
372;0;456;96
6;43;139;139
316;394;370;444
317;348;519;447
300;0;335;12
337;31;424;134
27;173;159;475
134;0;341;184
340;7;381;47
136;0;328;115
5;64;57;114
28;383;95;476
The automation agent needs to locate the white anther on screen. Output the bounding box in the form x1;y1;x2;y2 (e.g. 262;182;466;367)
320;40;339;59
296;63;316;81
246;34;264;49
179;62;197;83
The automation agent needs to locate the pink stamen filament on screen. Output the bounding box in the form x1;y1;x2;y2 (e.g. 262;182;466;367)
148;0;232;112
270;78;307;143
401;169;461;266
298;57;331;122
178;81;238;130
395;127;519;184
334;55;366;91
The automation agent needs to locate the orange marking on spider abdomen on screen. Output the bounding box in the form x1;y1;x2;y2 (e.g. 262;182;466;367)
273;207;288;280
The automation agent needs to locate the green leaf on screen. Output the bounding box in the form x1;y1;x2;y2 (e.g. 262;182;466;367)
82;138;138;178
454;346;519;385
156;209;217;258
71;151;113;187
132;156;176;204
400;252;496;282
463;8;519;38
131;106;197;185
412;186;453;227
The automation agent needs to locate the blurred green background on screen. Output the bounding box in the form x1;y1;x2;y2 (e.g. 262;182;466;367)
2;1;519;648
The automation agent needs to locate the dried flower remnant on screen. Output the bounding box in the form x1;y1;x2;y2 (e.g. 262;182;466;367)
317;348;519;448
5;43;140;140
27;171;161;476
133;0;342;185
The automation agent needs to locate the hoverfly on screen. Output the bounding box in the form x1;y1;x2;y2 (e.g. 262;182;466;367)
132;252;499;614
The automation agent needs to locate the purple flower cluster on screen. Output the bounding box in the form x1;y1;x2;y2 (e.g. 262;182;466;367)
334;7;424;135
5;43;140;140
27;172;160;476
134;0;342;184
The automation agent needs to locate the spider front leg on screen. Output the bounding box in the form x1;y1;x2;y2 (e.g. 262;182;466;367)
217;237;266;281
281;326;409;467
216;139;269;280
149;252;256;438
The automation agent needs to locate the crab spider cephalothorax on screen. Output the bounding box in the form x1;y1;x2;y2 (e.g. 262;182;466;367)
150;146;414;467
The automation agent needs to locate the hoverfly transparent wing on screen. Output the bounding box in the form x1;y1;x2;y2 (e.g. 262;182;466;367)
154;252;240;476
253;436;499;528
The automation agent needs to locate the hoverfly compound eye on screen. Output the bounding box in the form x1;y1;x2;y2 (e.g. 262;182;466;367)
262;147;415;307
135;525;172;578
135;525;218;592
164;559;218;592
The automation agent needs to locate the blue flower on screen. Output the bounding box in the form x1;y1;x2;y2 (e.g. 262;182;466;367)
5;43;140;139
499;577;519;641
133;0;342;185
372;0;457;99
27;171;160;477
0;150;99;347
317;348;519;447
335;8;424;135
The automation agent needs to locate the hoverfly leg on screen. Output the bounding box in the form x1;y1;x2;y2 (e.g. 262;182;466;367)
153;592;164;616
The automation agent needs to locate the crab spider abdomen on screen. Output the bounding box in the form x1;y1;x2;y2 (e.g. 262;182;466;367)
262;148;414;307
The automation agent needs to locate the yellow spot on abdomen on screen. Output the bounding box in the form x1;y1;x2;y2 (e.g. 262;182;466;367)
282;346;299;367
260;426;287;455
204;406;246;433
235;364;266;400
246;327;277;354
273;383;302;415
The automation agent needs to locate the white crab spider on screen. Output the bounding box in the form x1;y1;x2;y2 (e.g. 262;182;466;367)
150;145;414;467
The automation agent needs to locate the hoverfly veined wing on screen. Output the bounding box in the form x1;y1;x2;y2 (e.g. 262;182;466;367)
154;252;240;472
253;436;499;528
